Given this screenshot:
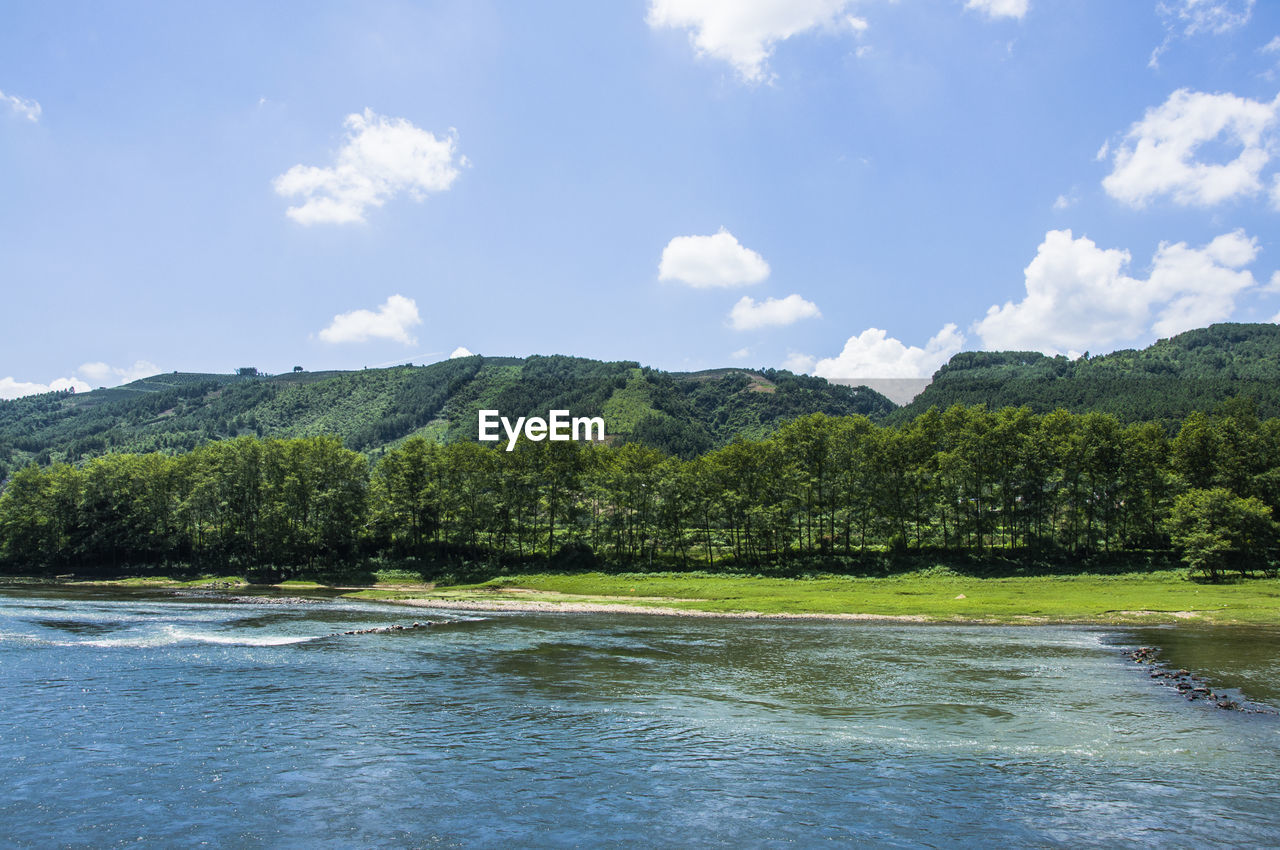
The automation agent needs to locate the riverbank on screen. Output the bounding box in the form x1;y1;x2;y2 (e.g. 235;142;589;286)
350;571;1280;624
14;569;1278;625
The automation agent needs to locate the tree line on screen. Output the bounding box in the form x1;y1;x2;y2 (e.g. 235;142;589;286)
1;404;1277;579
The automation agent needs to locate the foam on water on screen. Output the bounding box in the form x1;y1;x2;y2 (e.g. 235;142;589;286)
49;626;323;648
165;627;320;647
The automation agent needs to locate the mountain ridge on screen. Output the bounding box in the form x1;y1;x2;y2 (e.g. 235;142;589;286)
4;322;1280;480
890;322;1280;423
0;354;893;476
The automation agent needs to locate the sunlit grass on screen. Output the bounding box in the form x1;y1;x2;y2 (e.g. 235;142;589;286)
63;574;248;588
349;569;1280;625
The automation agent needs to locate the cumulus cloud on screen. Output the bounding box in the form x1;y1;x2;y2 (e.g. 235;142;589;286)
1146;230;1260;336
1101;88;1280;208
965;0;1029;21
646;0;865;83
274;109;464;225
77;360;161;386
658;228;770;288
0;358;162;401
974;229;1259;355
730;347;751;360
782;352;817;373
0;376;90;400
728;294;821;330
802;325;964;380
449;346;475;359
318;295;422;345
0;89;41;122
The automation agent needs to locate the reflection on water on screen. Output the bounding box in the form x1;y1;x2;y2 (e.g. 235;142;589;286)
1;586;1277;847
1128;624;1280;706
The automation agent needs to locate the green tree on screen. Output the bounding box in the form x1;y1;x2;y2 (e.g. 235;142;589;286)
1167;487;1278;581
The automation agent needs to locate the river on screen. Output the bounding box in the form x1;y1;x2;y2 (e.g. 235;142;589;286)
1;586;1277;847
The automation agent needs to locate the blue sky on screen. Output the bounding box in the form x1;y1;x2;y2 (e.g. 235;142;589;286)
3;0;1280;397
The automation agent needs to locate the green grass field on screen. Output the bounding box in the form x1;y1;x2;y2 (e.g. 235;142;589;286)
27;566;1279;624
346;569;1280;625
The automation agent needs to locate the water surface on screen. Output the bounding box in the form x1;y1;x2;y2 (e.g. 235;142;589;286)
1;587;1277;847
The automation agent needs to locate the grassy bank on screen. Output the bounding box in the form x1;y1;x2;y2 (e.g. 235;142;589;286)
0;575;251;589
8;567;1278;625
348;569;1280;625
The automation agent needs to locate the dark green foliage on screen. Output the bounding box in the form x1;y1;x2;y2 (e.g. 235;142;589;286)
345;356;483;450
6;323;1280;577
0;356;893;471
893;323;1280;424
624;415;713;458
1167;488;1279;581
3;405;1276;577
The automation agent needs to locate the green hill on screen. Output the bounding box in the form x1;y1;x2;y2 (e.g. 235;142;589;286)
0;355;894;476
6;322;1279;481
890;323;1280;424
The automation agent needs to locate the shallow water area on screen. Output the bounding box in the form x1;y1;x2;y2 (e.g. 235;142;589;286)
1;586;1278;847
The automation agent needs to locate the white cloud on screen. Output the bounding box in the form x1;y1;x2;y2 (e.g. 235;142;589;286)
806;324;964;380
978;231;1143;353
1272;173;1280;209
274;109;464;225
965;0;1029;21
78;360;160;386
730;347;751;360
449;346;475;359
1101;88;1280;208
0;89;41;122
1151;1;1254;66
0;358;166;400
974;229;1259;355
1264;36;1280;54
646;0;864;83
1158;0;1254;36
318;294;422;345
1053;190;1078;210
728;294;821;330
658;228;770;288
1146;230;1259;336
783;352;817;373
0;376;90;400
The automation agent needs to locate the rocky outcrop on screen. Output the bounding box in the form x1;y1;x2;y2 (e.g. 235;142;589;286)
1125;646;1268;712
331;621;441;636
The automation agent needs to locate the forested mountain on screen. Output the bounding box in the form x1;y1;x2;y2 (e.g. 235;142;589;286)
5;325;1280;576
890;323;1280;423
0;355;894;478
5;322;1280;485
